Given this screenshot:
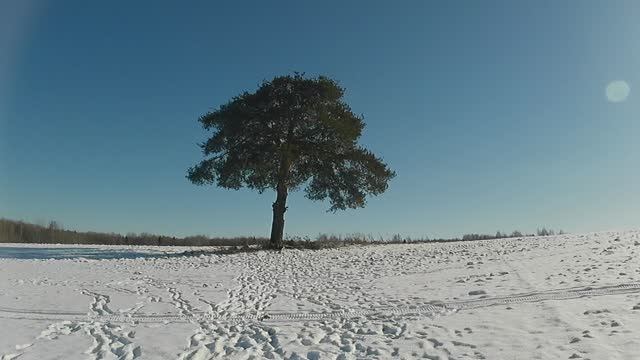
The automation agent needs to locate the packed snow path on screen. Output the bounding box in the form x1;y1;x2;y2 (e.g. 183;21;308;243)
2;231;640;359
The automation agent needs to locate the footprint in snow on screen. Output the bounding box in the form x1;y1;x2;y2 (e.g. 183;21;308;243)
468;290;486;296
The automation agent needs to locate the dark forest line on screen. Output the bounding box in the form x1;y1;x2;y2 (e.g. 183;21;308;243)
0;218;565;248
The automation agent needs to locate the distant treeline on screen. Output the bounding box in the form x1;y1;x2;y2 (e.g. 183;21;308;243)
460;228;564;241
367;227;564;244
0;218;265;247
0;218;565;248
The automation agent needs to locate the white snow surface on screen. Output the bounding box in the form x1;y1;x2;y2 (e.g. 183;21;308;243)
1;231;640;359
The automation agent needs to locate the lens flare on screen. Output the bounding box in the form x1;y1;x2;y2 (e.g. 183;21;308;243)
605;80;631;103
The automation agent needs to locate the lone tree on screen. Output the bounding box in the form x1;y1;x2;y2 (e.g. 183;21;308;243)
187;74;395;249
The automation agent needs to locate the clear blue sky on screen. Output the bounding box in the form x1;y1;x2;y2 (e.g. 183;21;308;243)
1;1;638;238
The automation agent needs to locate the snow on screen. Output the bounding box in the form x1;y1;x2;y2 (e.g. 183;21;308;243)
1;231;640;359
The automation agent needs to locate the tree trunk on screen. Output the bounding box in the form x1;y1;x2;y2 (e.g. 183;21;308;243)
270;119;295;250
269;181;288;249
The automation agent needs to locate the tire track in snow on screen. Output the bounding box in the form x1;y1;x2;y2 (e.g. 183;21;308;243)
3;283;638;323
450;282;640;310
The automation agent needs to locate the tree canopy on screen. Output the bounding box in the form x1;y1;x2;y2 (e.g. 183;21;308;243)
188;73;395;247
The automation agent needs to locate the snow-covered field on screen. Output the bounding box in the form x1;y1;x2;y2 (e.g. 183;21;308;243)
1;231;640;360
